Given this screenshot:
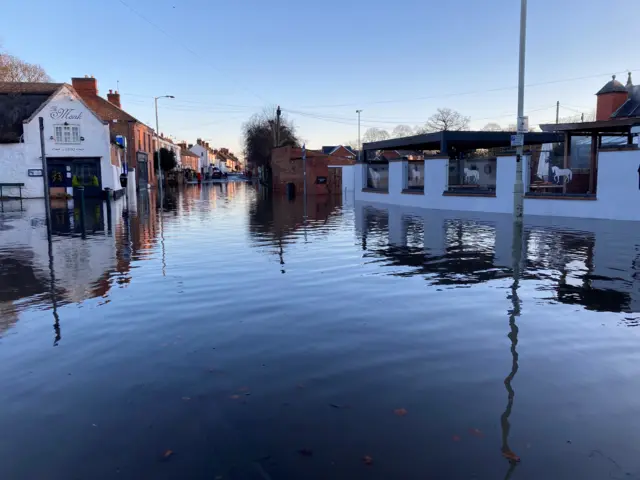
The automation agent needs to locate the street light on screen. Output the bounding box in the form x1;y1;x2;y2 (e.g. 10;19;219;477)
154;95;174;199
356;110;363;162
513;0;527;223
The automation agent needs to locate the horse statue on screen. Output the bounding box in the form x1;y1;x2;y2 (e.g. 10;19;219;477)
409;165;422;185
464;168;480;184
369;168;381;188
551;166;573;184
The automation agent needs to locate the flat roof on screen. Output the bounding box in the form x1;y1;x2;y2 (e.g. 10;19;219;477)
540;117;640;135
362;130;563;153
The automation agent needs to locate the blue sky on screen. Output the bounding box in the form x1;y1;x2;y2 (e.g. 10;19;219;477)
3;0;637;155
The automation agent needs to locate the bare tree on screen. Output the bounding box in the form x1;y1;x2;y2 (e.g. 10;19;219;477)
482;122;503;132
422;108;470;132
242;107;300;170
391;124;415;138
362;127;390;143
0;46;51;82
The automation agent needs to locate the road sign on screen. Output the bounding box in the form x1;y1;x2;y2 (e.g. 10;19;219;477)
511;134;524;147
517;116;529;133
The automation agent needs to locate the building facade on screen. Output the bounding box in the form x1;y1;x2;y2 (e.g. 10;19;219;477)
71;76;156;191
0;82;121;198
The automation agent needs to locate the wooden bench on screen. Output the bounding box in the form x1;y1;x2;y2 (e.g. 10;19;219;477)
0;183;25;200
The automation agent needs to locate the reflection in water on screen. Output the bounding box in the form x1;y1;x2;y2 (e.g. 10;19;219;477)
5;187;640;480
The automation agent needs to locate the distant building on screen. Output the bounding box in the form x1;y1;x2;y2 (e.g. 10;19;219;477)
321;145;357;159
178;143;200;171
271;146;356;195
189;139;215;172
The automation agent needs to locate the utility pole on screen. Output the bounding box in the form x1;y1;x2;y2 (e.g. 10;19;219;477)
581;112;584;123
275;106;282;147
556;101;559;124
356;110;362;162
38;117;52;236
513;0;527;223
154;95;174;208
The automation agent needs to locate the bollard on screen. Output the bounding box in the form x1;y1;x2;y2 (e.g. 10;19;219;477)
105;197;112;235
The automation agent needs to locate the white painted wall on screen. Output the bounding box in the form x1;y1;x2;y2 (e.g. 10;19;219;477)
354;148;640;221
189;145;213;171
0;86;117;198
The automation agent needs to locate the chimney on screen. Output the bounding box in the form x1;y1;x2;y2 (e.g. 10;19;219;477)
188;143;193;149
197;138;202;146
107;89;121;108
71;76;98;97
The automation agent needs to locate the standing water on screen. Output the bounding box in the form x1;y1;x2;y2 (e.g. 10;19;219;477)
1;183;640;479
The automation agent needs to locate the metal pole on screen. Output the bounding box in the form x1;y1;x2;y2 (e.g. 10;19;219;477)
556;101;559;124
302;144;307;217
154;97;163;207
513;0;527;223
39;117;52;236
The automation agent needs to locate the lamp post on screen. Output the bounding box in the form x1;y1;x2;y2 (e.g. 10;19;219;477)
356;110;363;162
513;0;527;223
154;95;174;205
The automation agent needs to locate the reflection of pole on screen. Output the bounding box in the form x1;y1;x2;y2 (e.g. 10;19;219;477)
302;144;307;225
46;212;61;346
501;220;524;473
38;117;52;238
78;186;86;239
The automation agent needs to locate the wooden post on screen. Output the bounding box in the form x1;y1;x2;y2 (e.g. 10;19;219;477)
563;133;570;194
589;134;597;194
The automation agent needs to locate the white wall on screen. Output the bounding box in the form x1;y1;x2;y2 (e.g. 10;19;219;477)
355;156;519;213
354;148;640;221
0;86;117;198
523;149;640;221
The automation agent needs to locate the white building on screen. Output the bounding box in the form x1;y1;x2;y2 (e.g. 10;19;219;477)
189;139;215;172
0;82;121;198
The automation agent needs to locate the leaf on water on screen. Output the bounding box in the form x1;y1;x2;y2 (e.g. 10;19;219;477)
452;435;461;442
362;455;373;466
468;428;484;438
394;408;408;416
182;397;191;401
297;448;313;457
163;449;173;459
230;394;240;400
502;451;521;463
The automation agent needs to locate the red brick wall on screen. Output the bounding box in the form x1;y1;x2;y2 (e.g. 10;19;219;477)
596;92;628;121
271;146;354;195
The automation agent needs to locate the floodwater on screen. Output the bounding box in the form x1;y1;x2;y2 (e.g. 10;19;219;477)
1;183;640;480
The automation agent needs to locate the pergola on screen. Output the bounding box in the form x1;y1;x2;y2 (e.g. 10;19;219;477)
362;130;564;157
539;117;640;193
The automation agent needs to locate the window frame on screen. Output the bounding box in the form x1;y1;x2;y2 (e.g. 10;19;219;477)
53;124;81;144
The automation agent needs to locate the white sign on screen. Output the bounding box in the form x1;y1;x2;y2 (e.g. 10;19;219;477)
511;134;524;147
517;116;529;133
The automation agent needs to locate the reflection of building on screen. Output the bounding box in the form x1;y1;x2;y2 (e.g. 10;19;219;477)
355;201;640;313
0;192;159;337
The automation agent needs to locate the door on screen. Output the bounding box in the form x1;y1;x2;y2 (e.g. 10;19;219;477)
137;152;149;190
327;167;342;195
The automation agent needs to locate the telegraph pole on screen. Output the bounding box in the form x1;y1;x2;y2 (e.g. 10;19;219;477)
275;106;282;147
513;0;527;223
356;110;362;162
556;101;559;124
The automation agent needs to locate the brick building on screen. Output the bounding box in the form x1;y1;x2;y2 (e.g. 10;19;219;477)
271;146;355;195
71;76;156;190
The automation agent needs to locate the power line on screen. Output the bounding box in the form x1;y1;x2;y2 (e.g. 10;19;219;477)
296;69;640;109
115;0;270;105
